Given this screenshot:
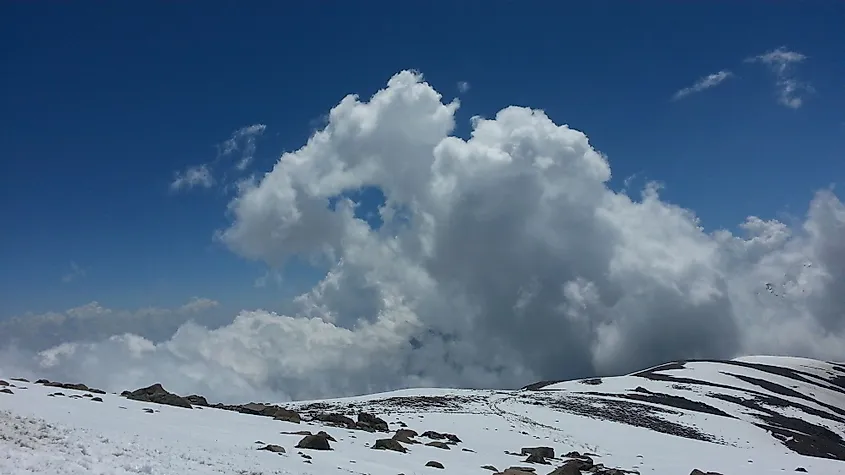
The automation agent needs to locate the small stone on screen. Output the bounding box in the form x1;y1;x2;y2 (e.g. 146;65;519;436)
257;444;285;454
296;434;332;450
425;460;444;469
481;465;498;471
91;397;103;402
795;469;807;473
0;388;13;395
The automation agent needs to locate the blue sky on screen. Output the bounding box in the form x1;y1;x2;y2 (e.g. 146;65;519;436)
2;1;843;319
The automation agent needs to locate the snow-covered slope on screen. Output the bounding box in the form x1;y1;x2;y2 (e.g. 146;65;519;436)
2;356;844;474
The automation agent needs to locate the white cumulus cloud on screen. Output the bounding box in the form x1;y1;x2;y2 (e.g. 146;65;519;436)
673;70;733;100
3;71;844;404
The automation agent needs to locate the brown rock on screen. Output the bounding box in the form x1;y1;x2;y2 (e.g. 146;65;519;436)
372;438;407;453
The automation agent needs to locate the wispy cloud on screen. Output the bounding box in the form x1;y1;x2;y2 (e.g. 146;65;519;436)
170;164;214;191
61;261;87;283
672;70;733;101
169;124;267;194
218;124;267;171
457;81;470;94
745;46;811;109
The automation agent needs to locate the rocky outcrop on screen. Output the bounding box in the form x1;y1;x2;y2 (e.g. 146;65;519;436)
521;447;554;458
36;379;106;394
121;384;193;409
357;412;389;432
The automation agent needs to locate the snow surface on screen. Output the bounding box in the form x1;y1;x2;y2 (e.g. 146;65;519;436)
2;356;845;474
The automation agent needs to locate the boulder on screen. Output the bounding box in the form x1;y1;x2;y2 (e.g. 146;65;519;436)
296;434;332;450
425;460;444;469
121;383;193;409
273;407;301;423
358;412;389;432
372;438;407;452
521;447;555;459
524;454;549;464
393;429;419;443
547;464;580;475
0;388;12;394
314;412;356;428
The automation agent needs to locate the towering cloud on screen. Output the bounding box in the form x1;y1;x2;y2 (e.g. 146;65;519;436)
2;71;843;404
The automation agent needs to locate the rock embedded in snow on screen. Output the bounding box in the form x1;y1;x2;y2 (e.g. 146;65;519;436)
425;440;450;450
372;438;407;452
0;388;12;394
521;446;555;458
121;383;193;409
392;428;419;443
357;411;389;431
296;433;332;450
425;460;444;469
257;444;286;454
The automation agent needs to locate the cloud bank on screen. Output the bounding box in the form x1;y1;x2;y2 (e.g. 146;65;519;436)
3;71;843;404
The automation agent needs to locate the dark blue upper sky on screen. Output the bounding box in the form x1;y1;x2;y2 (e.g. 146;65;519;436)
2;1;843;317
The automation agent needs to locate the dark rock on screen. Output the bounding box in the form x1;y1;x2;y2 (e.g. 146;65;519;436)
426;441;451;450
185;394;209;406
524;454;549;464
91;397;103;402
35;379;50;384
421;430;461;443
500;467;536;474
690;470;723;475
142;408;155;413
272;407;301;423
83;394;92;398
282;430;313;436
0;380;8;386
296;434;332;450
122;384;193;409
521;447;554;458
257;444;286;454
10;377;29;382
425;460;444;469
0;388;12;394
48;392;64;397
316;430;336;442
481;465;498;472
358;412;389;432
393;429;419;444
314;412;356;428
372;438;407;452
547;464;580;475
795;468;807;473
564;451;581;458
462;447;475;452
560;458;593;472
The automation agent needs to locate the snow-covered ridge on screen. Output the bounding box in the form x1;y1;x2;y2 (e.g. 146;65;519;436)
2;356;844;474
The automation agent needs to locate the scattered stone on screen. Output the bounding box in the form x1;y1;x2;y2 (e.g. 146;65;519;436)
82;393;92;398
282;430;313;436
0;388;12;394
48;392;64;397
257;444;285;454
254;440;264;444
0;380;8;386
10;377;29;382
121;384;193;409
462;447;476;452
425;441;451;450
795;468;807;473
421;430;461;443
481;465;498;472
564;451;581;458
521;447;555;459
372;438;407;453
91;396;103;402
501;467;536;474
142;408;155;413
425;460;444;469
296;434;332;450
689;470;724;475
